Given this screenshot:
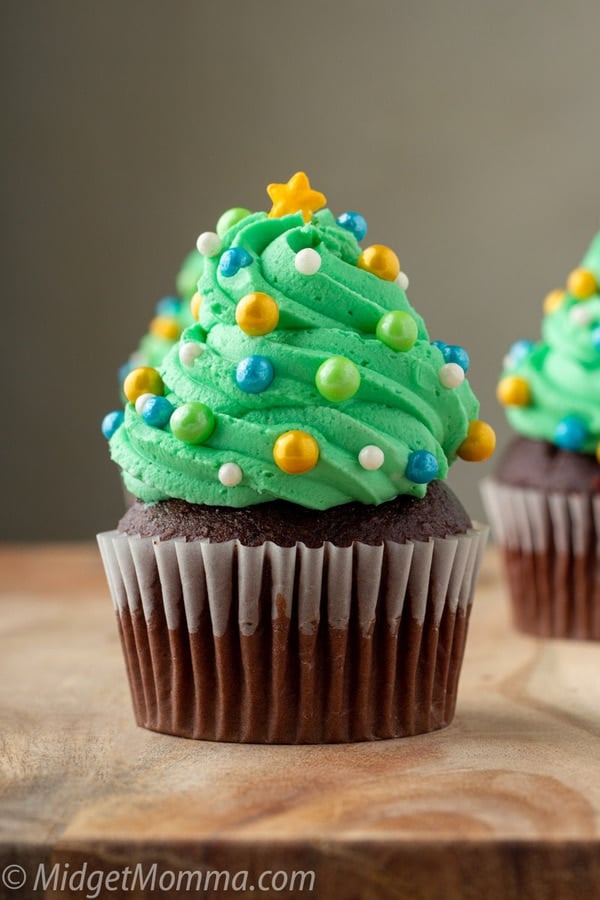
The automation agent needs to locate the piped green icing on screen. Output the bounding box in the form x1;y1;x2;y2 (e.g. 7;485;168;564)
501;232;600;453
110;206;481;508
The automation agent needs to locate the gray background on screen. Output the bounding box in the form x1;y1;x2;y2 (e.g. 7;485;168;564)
2;0;599;540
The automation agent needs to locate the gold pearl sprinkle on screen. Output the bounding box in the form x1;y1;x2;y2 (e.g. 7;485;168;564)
543;289;565;314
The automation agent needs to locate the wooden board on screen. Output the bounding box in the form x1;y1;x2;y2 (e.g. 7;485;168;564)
1;543;599;900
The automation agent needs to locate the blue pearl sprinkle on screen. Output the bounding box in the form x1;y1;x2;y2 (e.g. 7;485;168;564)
406;450;439;484
431;340;447;352
219;247;253;277
508;339;534;365
336;211;368;242
156;295;182;316
442;344;470;372
554;416;587;452
101;410;124;440
235;355;275;393
592;326;600;352
141;395;174;429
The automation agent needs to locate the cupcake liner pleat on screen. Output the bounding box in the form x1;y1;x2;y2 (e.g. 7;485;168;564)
481;477;600;640
97;524;488;743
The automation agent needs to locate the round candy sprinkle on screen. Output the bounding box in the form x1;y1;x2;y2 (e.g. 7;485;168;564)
294;247;322;275
376;310;418;351
190;291;203;321
315;356;360;402
219;246;252;277
273;430;319;474
395;271;409;291
506;339;534;366
101;410;124;440
458;421;496;461
554;415;587;451
123;367;164;403
439;362;465;388
235;355;275;393
592;326;600;352
497;375;531;407
150;315;181;341
567;268;597;300
358;445;384;470
336;211;368;241
543;289;566;314
179;342;204;367
570;304;594;326
135;392;155;415
357;244;400;282
156;296;181;316
218;462;243;487
235;292;279;336
442;344;470;372
141;395;174;429
170;402;215;444
216;207;251;238
196;231;222;257
406;450;439;484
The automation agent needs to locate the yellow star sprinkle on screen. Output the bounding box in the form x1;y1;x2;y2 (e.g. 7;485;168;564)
267;171;326;222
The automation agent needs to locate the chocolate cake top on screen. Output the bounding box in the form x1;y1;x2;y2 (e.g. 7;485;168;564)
118;479;471;546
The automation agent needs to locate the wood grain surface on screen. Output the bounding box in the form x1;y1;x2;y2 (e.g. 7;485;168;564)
1;543;599;900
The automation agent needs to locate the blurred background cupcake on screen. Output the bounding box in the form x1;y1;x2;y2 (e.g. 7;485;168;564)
98;172;495;744
118;246;204;384
103;246;203;504
482;234;600;639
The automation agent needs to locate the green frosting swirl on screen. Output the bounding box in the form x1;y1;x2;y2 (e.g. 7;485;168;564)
110;208;480;508
501;233;600;454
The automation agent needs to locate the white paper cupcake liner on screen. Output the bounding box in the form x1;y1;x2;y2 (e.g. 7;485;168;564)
481;477;600;639
97;523;488;743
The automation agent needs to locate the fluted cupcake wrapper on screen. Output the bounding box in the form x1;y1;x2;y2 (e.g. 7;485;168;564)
97;525;488;743
481;477;600;640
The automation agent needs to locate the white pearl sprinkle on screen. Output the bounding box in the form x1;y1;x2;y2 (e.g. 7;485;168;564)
294;248;322;275
135;393;154;415
396;271;409;291
439;362;465;389
218;462;243;487
570;304;594;326
358;445;385;470
196;231;222;257
179;342;203;367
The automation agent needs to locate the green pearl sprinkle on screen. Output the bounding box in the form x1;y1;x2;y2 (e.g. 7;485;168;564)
376;310;418;351
170;402;215;444
216;207;252;238
315;356;361;402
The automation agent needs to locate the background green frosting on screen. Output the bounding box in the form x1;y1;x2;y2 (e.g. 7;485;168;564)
128;249;203;370
502;233;600;453
110;209;480;508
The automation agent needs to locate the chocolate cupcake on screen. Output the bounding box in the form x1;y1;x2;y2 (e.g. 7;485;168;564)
482;233;600;640
98;172;494;743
